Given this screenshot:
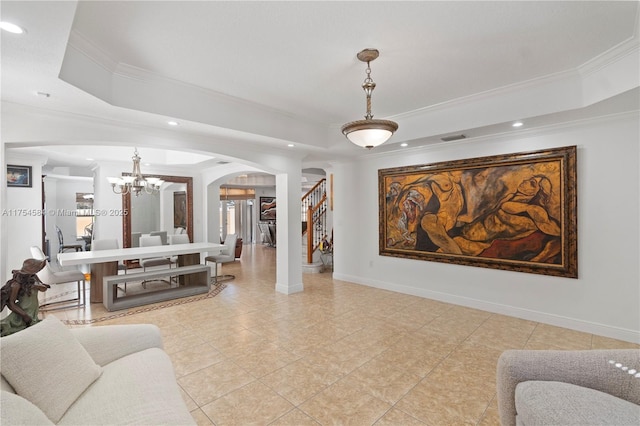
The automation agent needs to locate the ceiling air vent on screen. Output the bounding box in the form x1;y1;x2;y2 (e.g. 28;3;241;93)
441;134;466;142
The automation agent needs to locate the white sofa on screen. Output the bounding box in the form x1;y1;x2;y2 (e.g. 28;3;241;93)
0;316;195;425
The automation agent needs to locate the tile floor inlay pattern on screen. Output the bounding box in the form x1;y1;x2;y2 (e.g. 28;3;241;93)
60;283;227;325
44;245;639;425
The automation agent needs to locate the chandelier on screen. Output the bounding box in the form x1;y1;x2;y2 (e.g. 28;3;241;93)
341;48;398;149
107;148;164;196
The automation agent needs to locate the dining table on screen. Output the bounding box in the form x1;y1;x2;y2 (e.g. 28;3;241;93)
57;242;224;303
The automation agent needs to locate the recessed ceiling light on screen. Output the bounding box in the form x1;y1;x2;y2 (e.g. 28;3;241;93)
86;158;94;161
167;121;179;126
512;121;524;128
287;144;294;147
400;143;408;147
0;21;26;34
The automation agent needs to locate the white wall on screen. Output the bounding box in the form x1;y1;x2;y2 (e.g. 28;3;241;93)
4;170;93;271
48;177;93;253
159;183;188;235
93;163;203;245
256;187;276;244
333;112;640;343
92;163;126;245
4;156;44;278
131;191;161;234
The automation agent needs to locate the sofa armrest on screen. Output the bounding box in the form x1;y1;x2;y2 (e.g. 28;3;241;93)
71;324;164;367
497;349;640;426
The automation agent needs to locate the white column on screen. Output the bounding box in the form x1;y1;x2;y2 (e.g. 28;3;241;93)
92;163;126;244
205;183;221;243
274;164;303;294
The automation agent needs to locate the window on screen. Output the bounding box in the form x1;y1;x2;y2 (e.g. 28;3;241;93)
76;193;94;237
220;201;236;236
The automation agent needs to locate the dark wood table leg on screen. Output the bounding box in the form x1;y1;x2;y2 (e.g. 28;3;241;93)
178;253;200;286
90;261;117;303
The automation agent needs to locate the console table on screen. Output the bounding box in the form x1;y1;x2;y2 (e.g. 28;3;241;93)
58;242;224;303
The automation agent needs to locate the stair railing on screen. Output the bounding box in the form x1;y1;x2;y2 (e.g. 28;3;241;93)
301;178;327;263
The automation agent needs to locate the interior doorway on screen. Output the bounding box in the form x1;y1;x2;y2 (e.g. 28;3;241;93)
220;199;254;244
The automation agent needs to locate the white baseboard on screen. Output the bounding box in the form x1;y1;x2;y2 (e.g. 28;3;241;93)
333;273;640;345
275;282;304;295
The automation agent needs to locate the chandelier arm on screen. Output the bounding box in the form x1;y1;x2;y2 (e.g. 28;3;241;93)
111;184;130;195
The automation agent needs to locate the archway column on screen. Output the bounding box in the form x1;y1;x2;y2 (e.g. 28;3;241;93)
275;165;303;294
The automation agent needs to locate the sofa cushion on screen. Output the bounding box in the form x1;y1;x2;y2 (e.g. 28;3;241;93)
71;323;163;366
58;347;195;425
0;316;102;423
1;375;16;393
515;380;640;425
1;390;55;425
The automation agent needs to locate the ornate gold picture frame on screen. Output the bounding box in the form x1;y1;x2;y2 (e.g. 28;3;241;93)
379;146;577;278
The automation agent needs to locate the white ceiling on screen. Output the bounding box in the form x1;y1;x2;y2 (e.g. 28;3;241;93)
2;1;639;171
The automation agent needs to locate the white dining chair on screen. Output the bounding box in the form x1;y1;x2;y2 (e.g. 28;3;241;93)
168;234;191;281
204;234;238;283
30;246;86;310
131;232;142;248
92;239;128;293
150;230;168;245
139;235;175;288
169;234;190;245
55;225;83;254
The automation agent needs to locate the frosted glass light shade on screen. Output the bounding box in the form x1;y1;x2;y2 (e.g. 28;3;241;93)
341;118;398;149
346;128;393;148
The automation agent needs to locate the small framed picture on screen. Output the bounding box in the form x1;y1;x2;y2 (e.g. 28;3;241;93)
7;165;32;188
259;196;276;221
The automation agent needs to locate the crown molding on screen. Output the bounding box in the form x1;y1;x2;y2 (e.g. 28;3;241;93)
68;29;324;128
393;36;639;123
67;30;119;74
579;35;639;77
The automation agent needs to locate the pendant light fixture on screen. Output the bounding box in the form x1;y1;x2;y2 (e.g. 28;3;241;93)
341;48;398;149
107;148;164;196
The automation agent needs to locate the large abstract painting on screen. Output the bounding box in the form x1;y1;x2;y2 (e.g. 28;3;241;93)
379;146;577;278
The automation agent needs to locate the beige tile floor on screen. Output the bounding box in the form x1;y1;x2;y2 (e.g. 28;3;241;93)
44;245;638;425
